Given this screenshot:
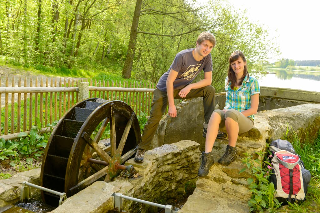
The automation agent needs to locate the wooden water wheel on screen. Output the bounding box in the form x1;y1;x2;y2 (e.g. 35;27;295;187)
40;98;141;206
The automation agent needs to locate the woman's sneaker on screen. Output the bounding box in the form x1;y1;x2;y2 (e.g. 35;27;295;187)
218;145;237;165
198;151;215;177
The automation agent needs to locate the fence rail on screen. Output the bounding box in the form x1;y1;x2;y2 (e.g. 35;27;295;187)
0;75;155;138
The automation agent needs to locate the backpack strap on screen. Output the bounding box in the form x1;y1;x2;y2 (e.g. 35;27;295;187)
269;145;281;153
275;150;300;169
289;168;293;202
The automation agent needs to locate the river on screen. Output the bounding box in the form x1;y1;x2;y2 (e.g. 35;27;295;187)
255;69;320;92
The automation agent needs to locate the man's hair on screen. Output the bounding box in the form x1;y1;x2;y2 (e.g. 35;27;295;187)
196;32;216;47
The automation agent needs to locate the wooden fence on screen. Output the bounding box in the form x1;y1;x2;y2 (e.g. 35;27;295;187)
0;75;155;138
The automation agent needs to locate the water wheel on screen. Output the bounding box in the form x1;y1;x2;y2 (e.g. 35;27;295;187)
40;98;141;206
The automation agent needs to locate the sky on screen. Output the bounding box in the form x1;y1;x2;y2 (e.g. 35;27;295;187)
226;0;320;61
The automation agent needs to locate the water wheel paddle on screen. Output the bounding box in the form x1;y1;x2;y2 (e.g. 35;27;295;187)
40;98;141;206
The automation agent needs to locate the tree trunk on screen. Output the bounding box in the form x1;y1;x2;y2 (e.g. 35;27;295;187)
23;0;27;64
122;0;143;79
63;0;71;54
71;12;79;57
0;29;3;55
35;0;42;52
52;0;59;42
5;0;10;60
74;19;86;57
74;0;96;57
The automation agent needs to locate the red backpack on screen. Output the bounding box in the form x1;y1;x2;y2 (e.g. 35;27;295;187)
270;139;311;203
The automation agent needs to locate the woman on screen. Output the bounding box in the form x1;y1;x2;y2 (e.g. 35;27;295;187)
198;50;260;177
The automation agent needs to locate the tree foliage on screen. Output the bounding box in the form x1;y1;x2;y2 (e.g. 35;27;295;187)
274;58;295;68
0;0;279;91
195;0;279;91
0;0;133;69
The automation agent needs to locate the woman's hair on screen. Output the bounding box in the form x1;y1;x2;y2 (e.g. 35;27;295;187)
228;51;248;89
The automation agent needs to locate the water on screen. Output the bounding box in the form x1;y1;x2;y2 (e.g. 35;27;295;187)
1;199;55;213
255;69;320;92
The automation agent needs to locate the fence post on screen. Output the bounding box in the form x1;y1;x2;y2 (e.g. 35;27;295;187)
79;82;89;101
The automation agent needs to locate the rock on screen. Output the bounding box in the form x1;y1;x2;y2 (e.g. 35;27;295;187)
51;181;115;213
0;168;41;207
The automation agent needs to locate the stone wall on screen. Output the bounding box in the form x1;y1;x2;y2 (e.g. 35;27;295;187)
0;169;41;208
1;101;320;213
50;102;320;212
110;140;200;212
0;141;200;213
178;103;320;213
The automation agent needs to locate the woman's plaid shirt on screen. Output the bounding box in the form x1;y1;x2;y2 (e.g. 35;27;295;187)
224;75;260;120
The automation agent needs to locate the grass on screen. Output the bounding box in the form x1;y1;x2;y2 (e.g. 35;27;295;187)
274;132;320;213
0;55;123;79
242;131;320;212
280;132;320;212
0;112;149;180
0;127;50;179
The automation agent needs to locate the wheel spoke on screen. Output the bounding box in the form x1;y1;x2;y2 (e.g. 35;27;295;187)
104;173;111;183
87;158;109;166
70;166;108;195
120;148;136;164
80;145;92;167
116;114;134;156
93;117;110;143
82;132;112;163
110;107;116;156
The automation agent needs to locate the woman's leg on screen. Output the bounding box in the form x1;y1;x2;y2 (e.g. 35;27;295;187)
199;110;224;177
205;111;222;153
225;117;239;147
218;109;253;165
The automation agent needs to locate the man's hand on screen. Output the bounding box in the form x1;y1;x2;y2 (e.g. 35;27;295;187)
168;105;177;117
179;85;191;98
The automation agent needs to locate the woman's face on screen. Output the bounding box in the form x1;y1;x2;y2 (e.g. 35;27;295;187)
230;56;246;76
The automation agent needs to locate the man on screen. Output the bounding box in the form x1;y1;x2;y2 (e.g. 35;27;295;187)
134;32;219;163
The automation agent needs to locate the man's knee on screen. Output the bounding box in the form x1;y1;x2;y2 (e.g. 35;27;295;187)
204;85;215;94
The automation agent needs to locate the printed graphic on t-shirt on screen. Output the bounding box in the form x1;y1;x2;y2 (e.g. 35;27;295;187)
180;63;201;80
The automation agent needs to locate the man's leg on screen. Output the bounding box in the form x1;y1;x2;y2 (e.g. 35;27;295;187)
179;85;215;123
135;89;167;162
177;85;225;138
180;85;226;138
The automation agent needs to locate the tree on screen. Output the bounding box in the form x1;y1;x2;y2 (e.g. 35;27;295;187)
193;0;280;91
129;0;204;81
122;0;143;79
275;58;295;68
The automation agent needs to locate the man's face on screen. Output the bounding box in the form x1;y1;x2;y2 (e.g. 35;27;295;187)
195;40;214;57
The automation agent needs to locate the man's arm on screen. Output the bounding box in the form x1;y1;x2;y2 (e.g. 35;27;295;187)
166;69;179;117
179;71;212;98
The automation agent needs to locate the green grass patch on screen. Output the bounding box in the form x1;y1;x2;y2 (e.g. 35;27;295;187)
0;56;125;79
242;131;320;212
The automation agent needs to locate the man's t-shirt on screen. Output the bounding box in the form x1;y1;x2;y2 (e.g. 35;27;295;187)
156;48;213;92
